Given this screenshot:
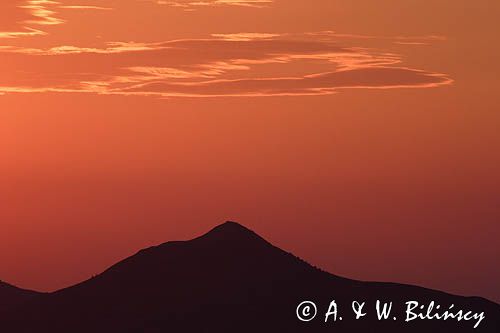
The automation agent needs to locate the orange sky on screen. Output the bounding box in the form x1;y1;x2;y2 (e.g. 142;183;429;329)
1;1;499;302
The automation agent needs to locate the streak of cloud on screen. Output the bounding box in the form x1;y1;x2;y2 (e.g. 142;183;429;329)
153;0;273;10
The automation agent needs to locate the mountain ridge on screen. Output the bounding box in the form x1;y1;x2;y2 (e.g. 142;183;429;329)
0;221;498;332
0;281;43;313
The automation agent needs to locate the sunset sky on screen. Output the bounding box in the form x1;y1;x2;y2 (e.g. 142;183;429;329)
1;1;499;302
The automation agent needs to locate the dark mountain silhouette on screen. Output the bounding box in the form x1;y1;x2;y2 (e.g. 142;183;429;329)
1;221;499;332
0;282;41;313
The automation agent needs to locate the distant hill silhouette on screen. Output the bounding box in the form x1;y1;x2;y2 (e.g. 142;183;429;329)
0;221;498;332
0;282;41;313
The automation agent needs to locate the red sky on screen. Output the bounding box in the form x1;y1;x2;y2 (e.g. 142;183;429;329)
1;1;499;302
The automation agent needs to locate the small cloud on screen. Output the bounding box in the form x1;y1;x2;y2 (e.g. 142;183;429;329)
58;5;113;10
20;0;66;26
212;33;280;41
154;0;273;10
0;27;47;39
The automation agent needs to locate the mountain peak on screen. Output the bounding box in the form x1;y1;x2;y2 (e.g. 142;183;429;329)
211;221;252;233
196;221;269;245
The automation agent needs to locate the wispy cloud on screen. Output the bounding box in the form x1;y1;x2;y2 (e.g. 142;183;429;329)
58;5;112;10
20;0;66;26
0;2;451;97
0;33;452;97
0;1;113;39
153;0;273;10
211;33;280;41
0;28;47;39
